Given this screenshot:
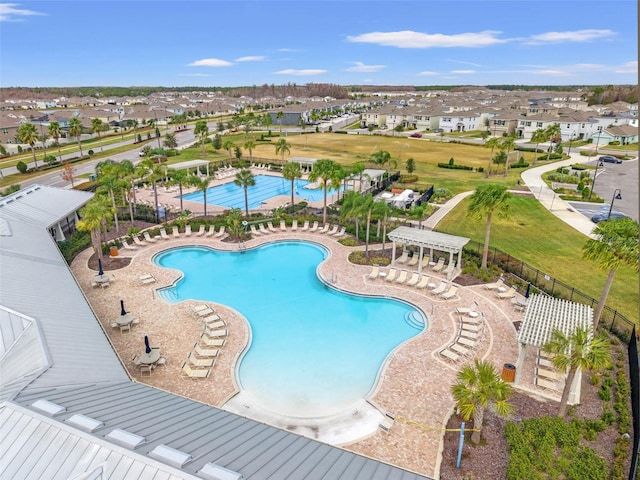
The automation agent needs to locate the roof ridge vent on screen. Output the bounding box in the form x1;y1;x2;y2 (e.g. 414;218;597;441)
66;413;104;432
198;463;244;480
32;399;66;416
148;444;192;468
105;428;145;448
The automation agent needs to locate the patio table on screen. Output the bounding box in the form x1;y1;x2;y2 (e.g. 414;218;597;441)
139;349;160;365
115;313;133;326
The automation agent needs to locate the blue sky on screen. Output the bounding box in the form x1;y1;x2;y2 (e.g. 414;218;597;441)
1;1;637;87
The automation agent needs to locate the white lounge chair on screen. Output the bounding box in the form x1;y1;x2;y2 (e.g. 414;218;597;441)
193;343;219;357
484;278;504;290
259;223;271;235
368;266;380;280
121;240;138;250
292;220;298;231
181;362;211;379
318;224;331;234
327;225;339;235
444;261;457;275
280;221;287;231
496;287;516;299
333;226;346;237
407;255;419;267
250;224;261;236
172;226;181;238
395;270;408;284
195;225;206;237
267;221;277;232
415;275;430;289
300;221;309;231
456;302;479;316
205;225;216;237
431;258;445;272
308;221;319;232
441;285;458;300
214;226;226;238
202;319;225;330
203;328;227;338
200;335;226;347
384;268;398;282
431;281;448;295
139;275;156;285
396;251;409;264
133;235;147;247
440;349;460;362
160;228;171;240
405;272;420;286
143;232;157;243
185;225;192;237
187;352;216;368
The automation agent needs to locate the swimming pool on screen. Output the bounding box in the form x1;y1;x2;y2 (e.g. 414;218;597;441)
181;174;342;209
155;242;425;418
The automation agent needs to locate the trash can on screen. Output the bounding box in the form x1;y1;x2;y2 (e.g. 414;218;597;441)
109;246;118;257
501;363;516;382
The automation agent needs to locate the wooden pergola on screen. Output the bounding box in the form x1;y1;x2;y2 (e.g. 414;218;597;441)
387;226;469;279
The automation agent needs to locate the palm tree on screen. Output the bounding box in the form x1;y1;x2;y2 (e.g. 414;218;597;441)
484;137;501;177
308;159;344;224
168;168;190;212
582;218;639;329
68;117;84;156
95;160;125;233
190;175;213;217
362;195;388;257
163;132;177;149
544;123;562;162
116;160;137;226
501;136;516;176
194;120;209;157
467;184;511;269
341;191;366;241
276;111;284;135
542;326;611;417
76;195;114;264
243;140;256;164
48;121;63;162
226;208;244;240
140;158;164;221
17;122;39;168
275;138;291;164
234;169;256;217
91;118;106;152
282;161;302;208
530;128;547;166
370;150;395;177
407;204;427;229
451;359;513;444
222;139;235;164
350;161;367;192
480;130;489;144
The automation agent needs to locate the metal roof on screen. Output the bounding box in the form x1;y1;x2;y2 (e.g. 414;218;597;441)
12;382;430;480
167;160;211;171
0;184;92;228
517;294;593;347
288;156;317;164
387;226;470;253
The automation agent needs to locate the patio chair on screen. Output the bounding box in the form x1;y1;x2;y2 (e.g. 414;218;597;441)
101;282;110;289
406;255;419;267
395;270;408;284
496;286;516;299
484;278;504;290
431;281;448;295
187;352;216;368
160;228;171;240
172;226;181;238
456;336;476;348
405;272;420;287
156;357;167;367
202;319;225;330
259;223;271;235
318;224;331;234
140;276;156;285
300;221;309;231
133;235;147;247
456;302;479;316
185;225;192;237
291;220;298;231
132;355;141;367
333;226;346;237
205;225;216;237
195;307;219;319
384;268;398;282
200;335;226;347
327;225;339;235
440;349;460;362
444;260;457;275
308;221;319;232
214;225;226;238
121;240;138;250
250;224;261;236
140;363;154;376
203;328;227;338
431;258;445;272
195;225;206;237
441;285;458;300
143;232;158;243
450;343;471;356
267;221;278;232
280;221;287;231
181;362;211;379
415;275;431;289
396;251;409;264
367;266;380;280
193;343;219;357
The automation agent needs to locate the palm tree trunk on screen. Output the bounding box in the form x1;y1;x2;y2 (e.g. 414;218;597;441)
244;188;249;217
152;181;159;222
322;185;328;224
179;184;184;212
481;211;493;269
203;189;208;217
77;137;83;156
486;147;494;178
91;228;103;263
532;143;539;165
365;211;371;257
32;146;38;168
110;189;119;233
557;367;577;417
504;150;510;177
128;188;135;227
471;408;485;444
290;179;295;208
382;215;387;251
593;269;617;330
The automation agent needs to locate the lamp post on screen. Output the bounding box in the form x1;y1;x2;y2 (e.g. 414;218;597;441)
594;130;602;155
567;130;575;155
588;159;604;199
607;189;622;219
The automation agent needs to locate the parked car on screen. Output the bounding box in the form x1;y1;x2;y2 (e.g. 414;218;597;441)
591;212;629;223
410;132;422;138
599;155;622;164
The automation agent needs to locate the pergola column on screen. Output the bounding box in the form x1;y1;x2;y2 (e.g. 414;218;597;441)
418;245;424;273
391;240;397;264
514;343;527;384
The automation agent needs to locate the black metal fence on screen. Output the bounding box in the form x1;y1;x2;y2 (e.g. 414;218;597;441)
463;239;635;339
628;326;639;480
416;185;435;206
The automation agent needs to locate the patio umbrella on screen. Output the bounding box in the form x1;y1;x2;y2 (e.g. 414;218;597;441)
120;299;127;316
144;335;151;354
98;258;104;276
525;282;531;299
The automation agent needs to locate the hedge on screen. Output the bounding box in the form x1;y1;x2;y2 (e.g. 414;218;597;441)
437;163;473;170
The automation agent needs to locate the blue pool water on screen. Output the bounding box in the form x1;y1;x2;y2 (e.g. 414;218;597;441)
155;242;425;418
181;174;342;209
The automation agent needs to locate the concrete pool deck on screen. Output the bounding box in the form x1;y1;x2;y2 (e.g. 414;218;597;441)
71;228;562;479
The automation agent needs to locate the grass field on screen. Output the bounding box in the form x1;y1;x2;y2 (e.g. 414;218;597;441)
436;195;638;322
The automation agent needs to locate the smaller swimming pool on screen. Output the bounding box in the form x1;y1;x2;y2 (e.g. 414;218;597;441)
181;174;343;209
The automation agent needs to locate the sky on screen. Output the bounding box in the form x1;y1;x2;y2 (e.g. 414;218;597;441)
1;0;637;88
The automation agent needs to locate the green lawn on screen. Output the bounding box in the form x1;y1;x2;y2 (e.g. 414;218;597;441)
436;195;638;323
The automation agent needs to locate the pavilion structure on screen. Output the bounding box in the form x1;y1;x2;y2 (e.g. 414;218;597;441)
167;159;211;177
514;293;593;403
387;226;469;279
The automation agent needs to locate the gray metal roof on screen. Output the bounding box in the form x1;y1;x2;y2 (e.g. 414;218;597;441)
168;160;212;171
0;184;92;228
12;382;430;480
388;226;470;253
517;294;593;347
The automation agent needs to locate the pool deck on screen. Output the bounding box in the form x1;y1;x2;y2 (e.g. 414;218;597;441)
71;228;562;479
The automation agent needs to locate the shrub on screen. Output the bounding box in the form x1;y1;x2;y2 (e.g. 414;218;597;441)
1;184;21;196
399;174;419;183
88;149;94;156
437;162;473;170
16;161;28;173
510;161;529;169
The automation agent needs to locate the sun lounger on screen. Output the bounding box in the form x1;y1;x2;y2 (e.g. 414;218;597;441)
318;224;331;234
187;352;216;368
441;285;458;300
535;376;561;390
133;235;147;247
384;268;397;282
121;240;138;250
459;329;481;340
195;225;206;237
420;257;431;269
450;343;471;356
440;349;460;362
496;287;516;299
200;335;226;347
395;270;408;284
333;226;346;237
444;261;457;275
202;319;225;330
406;255;419;267
536;367;564;381
214;226;226;238
159;228;170;240
415;275;430;289
191;304;214;314
138;274;156;284
396;251;409;264
195;307;219;318
457;337;476;348
185;225;192;237
139;274;154;281
250;224;261;236
203;328;227;338
484;278;504;290
300;220;309;231
308;221;319;232
267;221;278;232
292;220;298;231
431;258;445;272
431;281;448;295
181;362;211;379
202;225;214;237
327;225;339;235
368;266;380;279
193;343;219;357
405;272;420;286
259;223;271;235
143;232;158;243
280;221;287;231
456;302;479;316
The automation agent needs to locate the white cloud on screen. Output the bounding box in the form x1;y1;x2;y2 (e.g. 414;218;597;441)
451;69;476;74
615;61;638;74
346;61;386;73
525;29;615;45
418;71;439;76
347;30;507;48
447;59;484;68
274;69;327;76
235;56;266;62
179;73;211;77
278;48;296;52
0;3;45;21
187;58;233;67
